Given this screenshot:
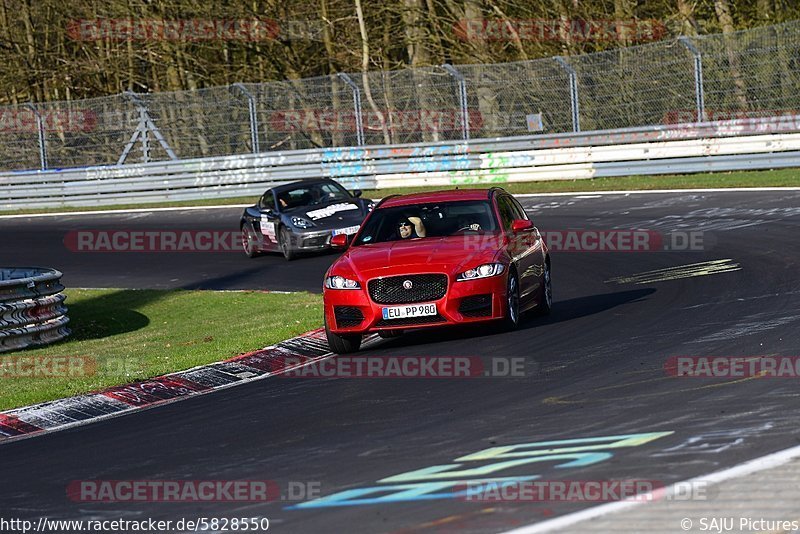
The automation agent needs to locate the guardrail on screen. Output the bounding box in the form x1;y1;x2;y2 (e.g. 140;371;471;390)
0;268;70;353
1;115;799;210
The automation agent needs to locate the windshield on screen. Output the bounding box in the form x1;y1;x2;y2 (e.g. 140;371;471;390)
353;200;498;246
276;182;351;210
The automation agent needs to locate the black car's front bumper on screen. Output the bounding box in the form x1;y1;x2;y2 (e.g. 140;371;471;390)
285;229;337;252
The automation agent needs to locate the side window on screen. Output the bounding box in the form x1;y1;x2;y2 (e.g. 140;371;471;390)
259;192;275;211
510;197;529;221
496;196;515;232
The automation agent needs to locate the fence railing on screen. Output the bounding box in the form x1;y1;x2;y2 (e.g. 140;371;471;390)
0;268;70;353
1;114;799;210
2;20;800;173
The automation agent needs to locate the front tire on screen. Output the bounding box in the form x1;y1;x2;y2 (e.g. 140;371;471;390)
325;317;362;354
279;227;296;261
502;269;521;330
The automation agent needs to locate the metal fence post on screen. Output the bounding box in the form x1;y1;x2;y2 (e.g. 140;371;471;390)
232;83;260;154
442;64;470;141
554;57;580;132
679;36;706;123
337;73;364;146
120;92;178;164
24;103;47;170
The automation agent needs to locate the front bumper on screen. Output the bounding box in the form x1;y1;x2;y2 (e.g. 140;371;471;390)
290;227;360;251
324;273;508;334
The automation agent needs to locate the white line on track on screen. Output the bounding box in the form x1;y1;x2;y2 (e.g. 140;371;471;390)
1;188;799;219
500;442;800;533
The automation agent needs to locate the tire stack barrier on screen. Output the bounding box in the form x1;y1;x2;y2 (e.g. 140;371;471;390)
0;268;70;353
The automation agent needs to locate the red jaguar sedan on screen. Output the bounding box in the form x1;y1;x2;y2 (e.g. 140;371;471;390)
322;188;551;353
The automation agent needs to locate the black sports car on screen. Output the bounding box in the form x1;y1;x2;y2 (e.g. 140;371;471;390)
240;179;374;260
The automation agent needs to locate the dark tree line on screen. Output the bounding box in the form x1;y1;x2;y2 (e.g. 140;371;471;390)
0;0;795;104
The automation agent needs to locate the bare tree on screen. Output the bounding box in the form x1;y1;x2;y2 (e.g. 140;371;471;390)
714;0;749;109
354;0;389;143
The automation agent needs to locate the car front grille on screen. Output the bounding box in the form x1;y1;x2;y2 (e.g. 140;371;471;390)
334;306;364;328
458;294;493;317
368;274;448;304
375;314;446;328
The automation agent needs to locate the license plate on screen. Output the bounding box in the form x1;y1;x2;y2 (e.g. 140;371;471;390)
332;225;360;236
382;303;437;320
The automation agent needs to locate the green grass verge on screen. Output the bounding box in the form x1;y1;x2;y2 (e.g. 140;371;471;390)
0;289;323;411
3;169;799;216
372;168;800;197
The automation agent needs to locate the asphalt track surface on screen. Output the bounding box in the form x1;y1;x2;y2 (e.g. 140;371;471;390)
1;190;799;533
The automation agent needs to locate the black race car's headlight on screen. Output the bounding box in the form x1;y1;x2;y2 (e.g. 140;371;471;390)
456;263;505;281
292;216;315;229
366;201;376;212
325;276;361;290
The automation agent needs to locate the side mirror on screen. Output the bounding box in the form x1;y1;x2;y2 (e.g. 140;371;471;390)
353;189;363;198
331;233;349;248
263;209;278;219
511;219;534;233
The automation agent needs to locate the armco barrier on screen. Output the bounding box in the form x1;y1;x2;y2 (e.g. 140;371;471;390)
1;114;800;210
0;268;70;353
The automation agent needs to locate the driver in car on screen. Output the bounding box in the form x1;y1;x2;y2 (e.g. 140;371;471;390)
397;216;426;239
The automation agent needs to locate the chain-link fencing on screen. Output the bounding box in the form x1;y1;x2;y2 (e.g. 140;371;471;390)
3;20;800;172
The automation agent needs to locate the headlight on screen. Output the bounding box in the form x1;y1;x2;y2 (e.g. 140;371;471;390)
292;216;315;229
366;201;376;212
325;275;361;289
456;263;506;281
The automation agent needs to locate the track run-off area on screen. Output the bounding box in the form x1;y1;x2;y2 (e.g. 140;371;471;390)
1;189;799;533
